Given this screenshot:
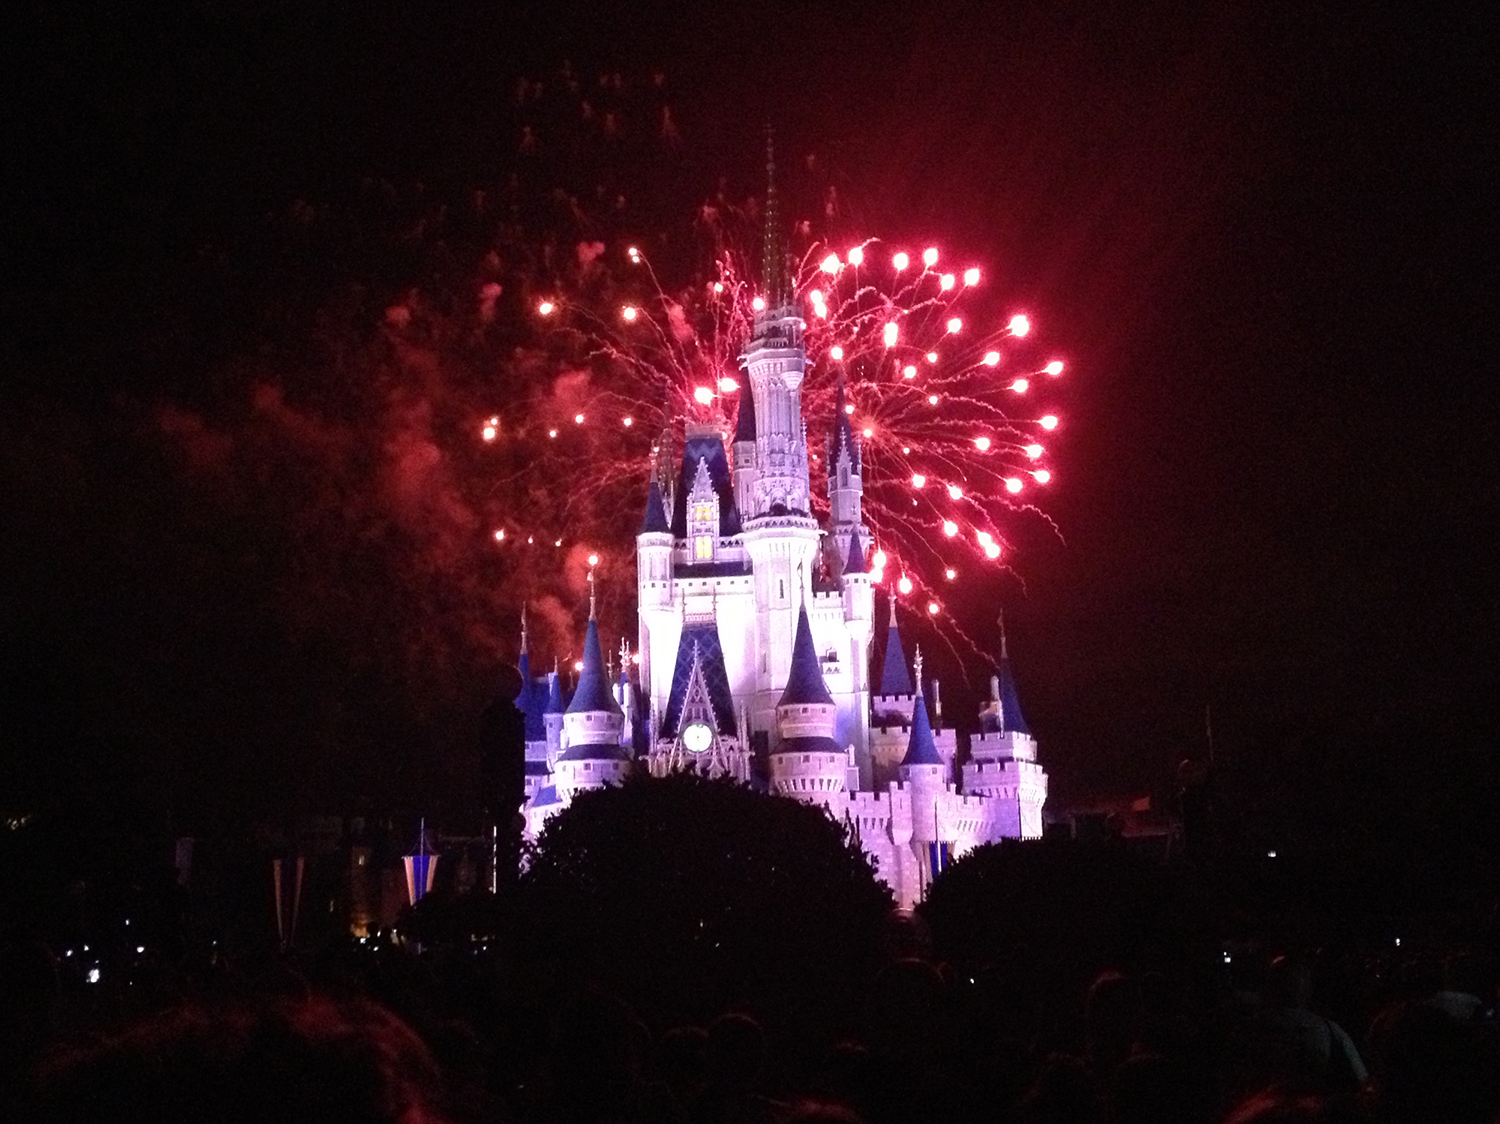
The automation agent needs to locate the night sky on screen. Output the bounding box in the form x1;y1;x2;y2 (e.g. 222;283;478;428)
2;1;1492;823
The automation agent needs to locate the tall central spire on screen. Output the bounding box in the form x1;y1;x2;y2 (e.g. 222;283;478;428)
761;126;789;309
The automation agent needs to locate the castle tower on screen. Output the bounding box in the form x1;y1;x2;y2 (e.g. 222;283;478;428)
898;648;950;903
635;476;673;703
826;372;868;571
964;615;1048;838
769;604;847;804
553;578;630;800
742;134;820;718
840;534;875;786
742;133;812;520
732;385;758;518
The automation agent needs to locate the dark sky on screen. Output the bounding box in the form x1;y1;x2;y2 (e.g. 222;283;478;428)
1;0;1493;819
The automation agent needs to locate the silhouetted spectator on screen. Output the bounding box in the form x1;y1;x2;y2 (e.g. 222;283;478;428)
1365;999;1500;1124
694;1013;778;1124
1018;1053;1095;1124
1246;955;1366;1096
32;994;451;1124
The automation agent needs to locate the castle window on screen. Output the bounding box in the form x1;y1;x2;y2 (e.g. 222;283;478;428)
694;535;712;560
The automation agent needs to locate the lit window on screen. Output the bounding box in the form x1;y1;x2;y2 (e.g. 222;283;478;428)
695;536;712;560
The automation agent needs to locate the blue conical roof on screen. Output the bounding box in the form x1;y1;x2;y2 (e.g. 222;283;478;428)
879;600;913;695
734;386;756;444
901;692;943;767
566;618;624;716
515;653;546;741
997;654;1030;735
544;669;565;714
639;478;670;535
844;534;866;576
778;604;834;707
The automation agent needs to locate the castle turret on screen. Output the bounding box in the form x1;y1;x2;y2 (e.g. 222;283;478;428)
827;373;868;569
635;476;673;703
554;580;630;799
732;386;758;518
899;648;947;847
841;533;874;785
769;604;846;802
543;661;566;763
964;615;1047;838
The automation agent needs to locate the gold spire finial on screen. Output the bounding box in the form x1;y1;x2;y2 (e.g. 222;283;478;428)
587;568;597;620
913;645;924;696
520;603;529;655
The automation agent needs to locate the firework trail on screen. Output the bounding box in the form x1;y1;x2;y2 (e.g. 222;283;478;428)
478;227;1069;648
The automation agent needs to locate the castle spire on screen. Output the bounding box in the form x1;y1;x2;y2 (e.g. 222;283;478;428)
901;644;943;766
995;610;1030;735
778;603;835;707
761;126;789;310
879;593;914;695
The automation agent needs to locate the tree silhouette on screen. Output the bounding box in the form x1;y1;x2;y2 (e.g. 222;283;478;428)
518;772;893;1045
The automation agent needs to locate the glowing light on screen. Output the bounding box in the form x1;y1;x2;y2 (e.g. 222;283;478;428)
945;568;956;580
844;403;855;415
693;386;714;405
813;302;829;319
555;538;563;547
922;247;939;267
926;351;938;363
974;436;991;452
1008;313;1031;337
627;246;641;262
846;246;864;265
623;416;634;427
942;520;959;537
718;376;740;392
984;541;1002;560
862;427;873;438
751;296;766;311
927;601;940;615
1044;360;1065;376
892;251;909;271
946;317;962;334
883;321;899;347
982;351;1001;367
631;652;641;665
1010;378;1030;393
927;394;939;406
873;549;888;568
573;659;584;672
493;529;505;541
1005;477;1023;494
820;253;841;273
1023;443;1043;459
902;364;916;378
830;345;845;361
911;473;926;488
897;574;913;595
622;305;638;322
527;536;534;544
939;273;956;292
537;300;555;316
947;483;963;500
548;428;558;439
810;288;824;302
574;413;585;424
713;281;724;293
587;553;599;566
1040;414;1059;430
481;424;497;441
963;267;980;286
1033;469;1051;483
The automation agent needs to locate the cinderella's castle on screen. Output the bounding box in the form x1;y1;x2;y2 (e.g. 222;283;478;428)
514;155;1047;907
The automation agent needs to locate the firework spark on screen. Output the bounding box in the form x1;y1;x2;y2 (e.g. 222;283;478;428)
476;226;1068;642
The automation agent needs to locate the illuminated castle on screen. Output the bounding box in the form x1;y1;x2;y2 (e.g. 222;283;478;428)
515;150;1046;908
